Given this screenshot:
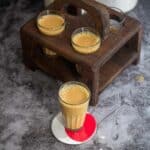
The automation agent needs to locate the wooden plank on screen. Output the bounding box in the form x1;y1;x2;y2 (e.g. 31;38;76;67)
21;0;141;68
99;47;138;91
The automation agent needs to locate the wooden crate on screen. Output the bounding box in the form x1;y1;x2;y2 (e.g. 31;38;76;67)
20;0;143;105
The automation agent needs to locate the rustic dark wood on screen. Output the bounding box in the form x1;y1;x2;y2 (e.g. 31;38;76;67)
48;0;110;39
20;0;143;106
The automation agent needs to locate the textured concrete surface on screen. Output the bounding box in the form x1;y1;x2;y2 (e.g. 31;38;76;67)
0;0;150;150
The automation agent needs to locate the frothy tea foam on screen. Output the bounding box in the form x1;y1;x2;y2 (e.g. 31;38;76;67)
72;31;100;54
38;14;65;35
73;32;99;47
59;84;89;105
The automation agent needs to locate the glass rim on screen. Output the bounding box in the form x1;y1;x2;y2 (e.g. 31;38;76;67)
58;81;91;106
37;9;66;31
109;7;126;25
71;27;101;48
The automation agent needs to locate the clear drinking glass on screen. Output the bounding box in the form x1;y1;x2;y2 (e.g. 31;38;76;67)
109;7;126;33
37;10;65;36
71;27;101;54
58;81;91;131
37;10;65;56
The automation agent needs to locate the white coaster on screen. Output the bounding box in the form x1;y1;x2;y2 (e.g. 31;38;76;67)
51;112;97;145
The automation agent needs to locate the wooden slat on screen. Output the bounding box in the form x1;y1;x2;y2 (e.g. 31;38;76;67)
99;47;138;91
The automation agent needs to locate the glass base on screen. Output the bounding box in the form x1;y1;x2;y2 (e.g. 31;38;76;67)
51;112;97;145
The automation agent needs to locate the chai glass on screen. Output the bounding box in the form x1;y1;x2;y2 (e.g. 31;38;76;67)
37;10;65;56
37;10;65;36
109;7;126;33
58;81;91;131
71;27;101;54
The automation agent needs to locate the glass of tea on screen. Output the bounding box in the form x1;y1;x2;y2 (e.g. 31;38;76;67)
37;10;65;56
58;81;91;131
37;10;65;36
71;27;101;54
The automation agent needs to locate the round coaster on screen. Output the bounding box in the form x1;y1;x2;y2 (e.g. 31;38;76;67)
51;113;97;145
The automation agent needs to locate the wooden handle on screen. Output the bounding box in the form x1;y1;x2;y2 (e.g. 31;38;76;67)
49;0;110;39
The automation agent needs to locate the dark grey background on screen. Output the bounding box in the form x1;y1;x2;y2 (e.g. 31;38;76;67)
0;0;150;150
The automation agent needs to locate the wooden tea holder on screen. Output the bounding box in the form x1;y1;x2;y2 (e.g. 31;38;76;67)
20;0;143;105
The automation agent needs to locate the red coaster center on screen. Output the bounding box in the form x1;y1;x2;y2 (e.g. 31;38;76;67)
65;113;97;142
